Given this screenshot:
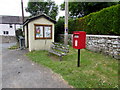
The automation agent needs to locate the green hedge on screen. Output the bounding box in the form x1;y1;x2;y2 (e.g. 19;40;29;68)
69;4;120;35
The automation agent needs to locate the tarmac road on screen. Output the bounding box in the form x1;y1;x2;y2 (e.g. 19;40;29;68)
2;43;71;88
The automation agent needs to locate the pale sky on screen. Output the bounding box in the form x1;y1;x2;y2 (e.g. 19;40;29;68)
0;0;65;19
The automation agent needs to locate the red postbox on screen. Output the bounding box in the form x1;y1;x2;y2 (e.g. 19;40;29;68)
73;31;86;49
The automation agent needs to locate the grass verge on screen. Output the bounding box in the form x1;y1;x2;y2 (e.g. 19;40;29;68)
8;44;19;50
26;47;118;88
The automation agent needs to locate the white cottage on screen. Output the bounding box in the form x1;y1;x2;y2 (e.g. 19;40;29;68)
24;14;56;51
0;15;23;36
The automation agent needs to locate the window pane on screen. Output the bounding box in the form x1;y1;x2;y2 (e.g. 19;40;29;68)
10;24;12;28
35;26;43;38
6;31;9;34
44;26;51;38
3;31;5;34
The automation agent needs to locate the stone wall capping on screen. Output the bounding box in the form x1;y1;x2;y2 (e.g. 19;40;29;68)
86;35;120;38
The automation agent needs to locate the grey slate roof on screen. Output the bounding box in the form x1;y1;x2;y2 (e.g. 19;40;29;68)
0;15;28;24
0;14;56;25
24;13;56;26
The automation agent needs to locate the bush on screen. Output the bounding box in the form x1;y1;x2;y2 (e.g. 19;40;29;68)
15;28;23;42
69;4;120;35
55;17;64;42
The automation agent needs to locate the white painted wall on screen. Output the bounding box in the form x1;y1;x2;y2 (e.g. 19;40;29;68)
0;24;22;36
24;25;27;47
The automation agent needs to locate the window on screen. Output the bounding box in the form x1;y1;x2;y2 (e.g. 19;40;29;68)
3;31;9;35
6;31;9;34
34;24;52;39
9;24;13;28
3;31;5;34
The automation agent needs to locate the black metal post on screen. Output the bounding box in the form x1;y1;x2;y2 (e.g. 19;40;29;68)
78;49;80;67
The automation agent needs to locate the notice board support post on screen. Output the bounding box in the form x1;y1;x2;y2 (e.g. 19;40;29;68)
78;49;80;67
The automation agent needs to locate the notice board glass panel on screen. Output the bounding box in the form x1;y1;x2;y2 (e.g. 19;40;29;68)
35;26;43;38
44;26;51;38
34;24;52;39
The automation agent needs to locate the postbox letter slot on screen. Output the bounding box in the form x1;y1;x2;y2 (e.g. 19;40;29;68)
74;35;79;38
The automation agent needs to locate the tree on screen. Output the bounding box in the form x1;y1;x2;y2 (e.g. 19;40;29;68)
55;16;64;42
26;0;58;20
60;2;119;18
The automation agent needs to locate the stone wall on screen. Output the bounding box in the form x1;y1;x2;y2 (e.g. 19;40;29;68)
59;34;120;60
0;36;17;43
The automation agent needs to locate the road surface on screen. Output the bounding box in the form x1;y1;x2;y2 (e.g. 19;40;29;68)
2;43;71;88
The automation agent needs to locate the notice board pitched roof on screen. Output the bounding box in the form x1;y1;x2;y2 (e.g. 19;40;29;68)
24;14;56;26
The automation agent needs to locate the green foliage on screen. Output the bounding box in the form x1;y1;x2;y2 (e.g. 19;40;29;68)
69;4;120;35
26;0;58;20
15;28;23;42
55;16;64;41
26;47;118;88
8;44;19;50
60;2;119;18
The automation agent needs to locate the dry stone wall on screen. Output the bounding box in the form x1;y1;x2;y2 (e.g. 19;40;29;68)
59;34;120;60
0;36;17;43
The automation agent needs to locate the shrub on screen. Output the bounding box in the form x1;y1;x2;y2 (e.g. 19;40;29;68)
69;4;120;35
15;28;23;42
55;17;64;42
